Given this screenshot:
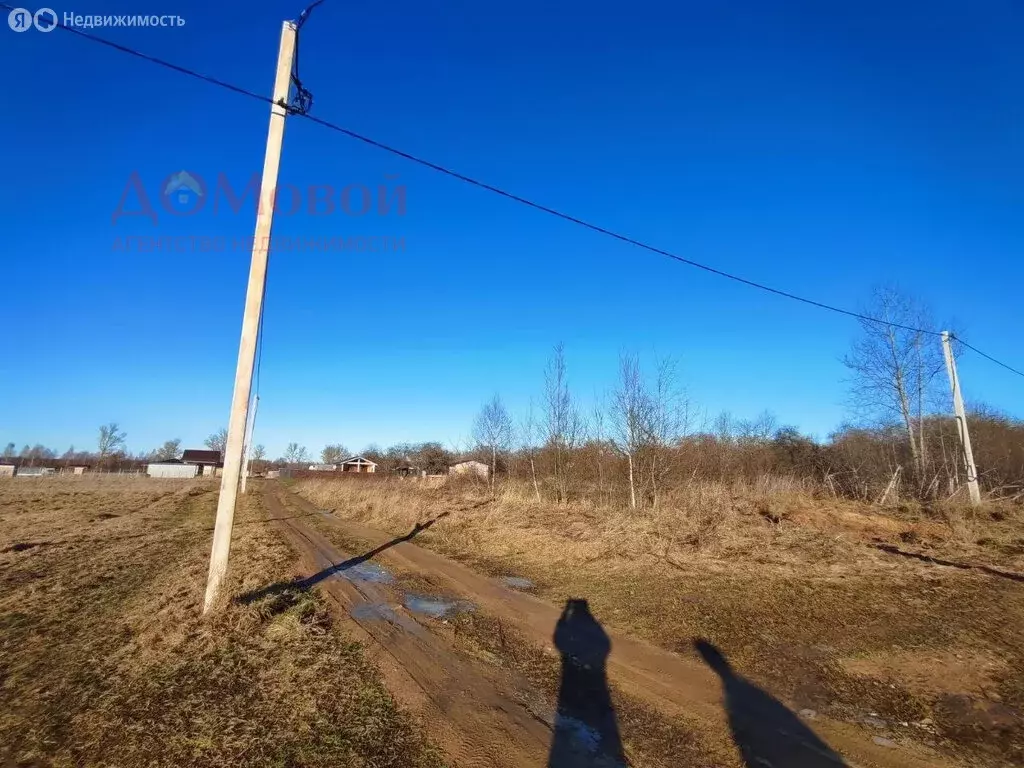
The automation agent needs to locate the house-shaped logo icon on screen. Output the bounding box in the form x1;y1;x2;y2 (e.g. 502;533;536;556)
164;171;204;207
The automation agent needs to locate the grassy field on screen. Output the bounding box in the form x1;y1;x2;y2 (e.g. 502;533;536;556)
3;474;1020;767
0;477;442;768
295;475;1024;767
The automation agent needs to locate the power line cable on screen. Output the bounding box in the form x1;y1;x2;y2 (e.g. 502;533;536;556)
290;3;316;115
951;336;1024;379
296;0;326;29
13;7;1024;380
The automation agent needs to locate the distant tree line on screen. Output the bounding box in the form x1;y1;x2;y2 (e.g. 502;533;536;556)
6;288;1020;502
454;287;1023;506
3;423;138;471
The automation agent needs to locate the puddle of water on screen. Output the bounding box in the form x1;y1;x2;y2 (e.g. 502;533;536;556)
337;561;395;584
350;602;400;622
403;593;475;619
552;715;626;767
502;576;534;589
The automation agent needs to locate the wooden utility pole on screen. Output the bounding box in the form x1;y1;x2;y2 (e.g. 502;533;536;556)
240;394;259;495
204;20;296;614
941;331;981;506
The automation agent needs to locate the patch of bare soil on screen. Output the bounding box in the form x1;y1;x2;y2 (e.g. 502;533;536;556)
842;648;1010;700
256;487;560;768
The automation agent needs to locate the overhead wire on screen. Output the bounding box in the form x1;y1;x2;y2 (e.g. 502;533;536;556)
951;336;1024;379
11;4;1022;380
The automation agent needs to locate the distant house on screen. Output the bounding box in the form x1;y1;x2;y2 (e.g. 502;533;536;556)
340;456;377;473
147;462;198;479
0;464;15;478
308;463;338;472
182;449;222;476
15;467;56;478
449;460;489;480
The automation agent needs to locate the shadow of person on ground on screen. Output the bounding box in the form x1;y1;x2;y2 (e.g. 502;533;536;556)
235;511;450;604
694;639;848;767
548;599;626;768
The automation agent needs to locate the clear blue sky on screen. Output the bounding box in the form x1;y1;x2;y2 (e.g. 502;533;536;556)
1;0;1021;459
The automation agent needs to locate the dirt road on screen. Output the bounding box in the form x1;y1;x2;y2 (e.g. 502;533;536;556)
257;484;963;768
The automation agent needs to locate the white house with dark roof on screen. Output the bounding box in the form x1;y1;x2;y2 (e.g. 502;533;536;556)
340;456;377;473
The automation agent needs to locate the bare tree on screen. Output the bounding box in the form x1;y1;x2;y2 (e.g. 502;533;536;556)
843;287;945;482
520;399;543;502
153;438;182;461
282;443;309;466
610;353;649;510
98;423;127;463
608;354;689;509
3;443;16;460
250;444;267;472
588;393;612;503
646;357;690;508
205;428;228;455
19;444;56;468
321;444;348;464
736;410;777;442
543;343;584;503
473;394;513;492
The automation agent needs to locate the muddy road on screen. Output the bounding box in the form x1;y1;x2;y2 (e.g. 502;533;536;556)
254;484;963;768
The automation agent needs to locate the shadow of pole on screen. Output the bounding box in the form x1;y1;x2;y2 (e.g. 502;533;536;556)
694;639;848;767
548;599;626;768
235;511;450;604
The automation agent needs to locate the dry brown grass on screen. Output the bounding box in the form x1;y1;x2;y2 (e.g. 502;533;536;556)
294;475;1024;766
296;474;1024;577
0;477;442;767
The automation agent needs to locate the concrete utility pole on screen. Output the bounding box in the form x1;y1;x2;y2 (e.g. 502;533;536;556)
941;331;981;506
240;394;259;495
204;20;297;614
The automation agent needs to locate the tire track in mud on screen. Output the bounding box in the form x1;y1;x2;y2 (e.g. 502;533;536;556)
262;487;556;768
263;485;965;768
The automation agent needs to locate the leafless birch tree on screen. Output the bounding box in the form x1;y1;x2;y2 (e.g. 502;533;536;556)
610;354;648;510
153;439;182;461
520;399;543;502
205;428;228;454
843;287;945;483
610;354;689;509
590;394;611;503
473;394;513;492
321;444;348;464
646;357;690;508
282;443;309;466
543;343;584;503
98;423;127;462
